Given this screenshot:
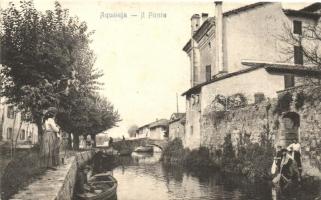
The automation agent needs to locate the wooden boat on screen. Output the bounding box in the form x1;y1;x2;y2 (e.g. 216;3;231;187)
134;146;153;153
76;173;117;200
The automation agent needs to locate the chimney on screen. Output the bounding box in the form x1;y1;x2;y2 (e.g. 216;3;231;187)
190;14;201;86
201;13;209;23
191;14;201;33
214;1;226;74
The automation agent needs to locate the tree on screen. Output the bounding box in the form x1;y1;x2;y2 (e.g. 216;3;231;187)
1;1;77;138
0;1;120;152
56;94;120;149
128;125;138;138
279;21;321;85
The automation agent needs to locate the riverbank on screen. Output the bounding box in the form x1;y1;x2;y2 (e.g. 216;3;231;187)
0;145;93;200
9;151;94;200
161;138;275;181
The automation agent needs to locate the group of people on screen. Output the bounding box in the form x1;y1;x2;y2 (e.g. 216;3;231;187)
272;139;302;186
80;135;95;149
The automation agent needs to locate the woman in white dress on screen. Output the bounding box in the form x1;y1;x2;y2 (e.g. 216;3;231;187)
42;107;60;168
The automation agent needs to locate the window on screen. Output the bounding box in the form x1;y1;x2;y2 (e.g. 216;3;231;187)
7;128;12;139
294;46;303;65
206;65;211;81
293;20;302;35
190;125;193;135
7;106;14;119
284;74;295;88
20;129;26;140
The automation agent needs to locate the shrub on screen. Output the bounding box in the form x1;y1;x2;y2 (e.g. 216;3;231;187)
161;138;217;169
221;134;274;181
295;91;305;110
273;92;293;114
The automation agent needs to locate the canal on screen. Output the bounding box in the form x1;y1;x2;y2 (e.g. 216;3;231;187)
92;152;321;200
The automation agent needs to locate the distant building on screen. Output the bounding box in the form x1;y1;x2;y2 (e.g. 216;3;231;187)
182;2;321;149
136;124;150;138
168;113;186;141
149;119;169;140
0;99;38;145
136;119;169;140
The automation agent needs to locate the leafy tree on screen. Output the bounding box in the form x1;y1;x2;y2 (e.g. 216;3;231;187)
57;94;120;149
0;1;120;150
1;1;76;137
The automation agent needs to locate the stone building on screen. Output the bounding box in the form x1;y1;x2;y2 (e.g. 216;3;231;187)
0;98;38;145
168;113;186;141
182;2;321;149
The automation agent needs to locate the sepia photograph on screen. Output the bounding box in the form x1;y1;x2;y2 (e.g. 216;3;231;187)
1;0;321;199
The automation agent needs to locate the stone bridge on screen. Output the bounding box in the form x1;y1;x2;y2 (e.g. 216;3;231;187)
111;138;169;153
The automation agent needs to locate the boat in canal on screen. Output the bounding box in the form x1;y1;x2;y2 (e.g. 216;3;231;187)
76;173;118;200
134;146;153;153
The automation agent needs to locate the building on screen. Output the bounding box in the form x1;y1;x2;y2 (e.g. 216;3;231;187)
136;119;169;140
136;124;150;138
168;113;186;141
149;119;169;140
0;100;38;145
182;2;321;149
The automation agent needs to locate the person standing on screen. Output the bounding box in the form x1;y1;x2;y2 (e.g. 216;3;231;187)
42;107;60;169
288;139;302;180
109;137;113;147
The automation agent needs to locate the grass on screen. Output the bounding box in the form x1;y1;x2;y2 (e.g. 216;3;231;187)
0;146;46;200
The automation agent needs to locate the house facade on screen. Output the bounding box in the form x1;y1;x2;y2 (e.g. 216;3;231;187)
136;119;169;140
0;100;38;145
183;2;321;149
168;113;186;141
136;124;150;138
149;119;169;140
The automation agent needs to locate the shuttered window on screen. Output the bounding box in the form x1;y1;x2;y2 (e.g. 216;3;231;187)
284;74;295;88
293;20;302;35
206;65;211;81
294;46;303;65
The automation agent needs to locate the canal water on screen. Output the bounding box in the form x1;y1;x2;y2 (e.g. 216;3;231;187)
94;152;321;200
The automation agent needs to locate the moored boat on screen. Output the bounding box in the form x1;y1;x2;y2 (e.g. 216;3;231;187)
76;173;117;200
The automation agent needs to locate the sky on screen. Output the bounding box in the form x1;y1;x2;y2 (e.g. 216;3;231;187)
0;0;310;138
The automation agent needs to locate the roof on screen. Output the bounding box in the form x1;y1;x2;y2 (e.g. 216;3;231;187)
183;2;272;52
242;61;321;78
149;119;169;129
169;113;186;124
170;113;185;120
283;9;321;20
182;66;262;96
169;116;186;125
300;3;321;12
223;2;272;17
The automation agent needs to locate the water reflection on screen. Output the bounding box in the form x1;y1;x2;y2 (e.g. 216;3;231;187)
95;153;321;200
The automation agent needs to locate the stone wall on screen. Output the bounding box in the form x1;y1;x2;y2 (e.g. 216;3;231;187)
200;86;321;178
10;151;94;200
56;151;94;200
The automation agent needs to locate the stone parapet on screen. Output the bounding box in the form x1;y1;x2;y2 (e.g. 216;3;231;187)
10;151;94;200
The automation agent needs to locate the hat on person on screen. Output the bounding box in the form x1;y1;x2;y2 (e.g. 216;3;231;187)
45;107;58;115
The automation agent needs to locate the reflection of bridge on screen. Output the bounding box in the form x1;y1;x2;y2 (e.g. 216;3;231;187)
112;138;169;153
